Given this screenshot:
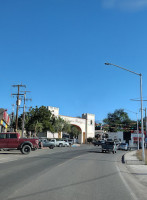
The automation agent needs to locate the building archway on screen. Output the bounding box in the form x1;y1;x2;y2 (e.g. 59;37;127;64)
69;124;82;140
47;106;95;144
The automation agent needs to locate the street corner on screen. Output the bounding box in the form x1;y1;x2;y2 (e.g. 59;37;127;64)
123;150;147;188
124;150;144;165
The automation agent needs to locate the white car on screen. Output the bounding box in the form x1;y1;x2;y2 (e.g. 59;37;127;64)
64;141;70;147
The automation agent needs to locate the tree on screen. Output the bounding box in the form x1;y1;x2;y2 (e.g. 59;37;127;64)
69;125;81;138
62;121;71;133
51;117;65;133
18;106;72;136
103;109;131;132
24;106;53;134
30;121;43;137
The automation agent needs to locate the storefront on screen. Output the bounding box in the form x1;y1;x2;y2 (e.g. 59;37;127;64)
0;108;10;132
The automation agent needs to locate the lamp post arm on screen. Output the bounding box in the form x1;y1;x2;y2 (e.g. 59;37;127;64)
105;63;141;76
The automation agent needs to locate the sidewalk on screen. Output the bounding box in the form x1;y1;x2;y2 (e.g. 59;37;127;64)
124;150;147;187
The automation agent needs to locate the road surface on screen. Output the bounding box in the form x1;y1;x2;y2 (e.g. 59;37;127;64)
0;146;139;200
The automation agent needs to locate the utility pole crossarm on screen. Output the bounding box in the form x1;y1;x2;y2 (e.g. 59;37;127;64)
12;84;26;88
12;93;24;96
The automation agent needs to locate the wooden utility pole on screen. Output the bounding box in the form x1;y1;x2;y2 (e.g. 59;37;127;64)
21;91;31;137
12;84;26;132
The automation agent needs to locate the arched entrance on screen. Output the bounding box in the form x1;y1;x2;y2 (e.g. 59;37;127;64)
69;124;82;141
47;106;95;144
60;116;86;144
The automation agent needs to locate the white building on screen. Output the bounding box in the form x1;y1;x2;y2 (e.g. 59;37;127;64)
107;131;142;148
106;131;124;142
46;106;95;144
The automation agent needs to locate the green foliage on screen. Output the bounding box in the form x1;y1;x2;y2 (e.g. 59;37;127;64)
25;106;52;133
17;106;72;135
103;109;131;132
30;121;43;136
62;121;71;133
51;117;65;133
69;125;81;138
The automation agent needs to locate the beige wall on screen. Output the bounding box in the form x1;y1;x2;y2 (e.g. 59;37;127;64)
47;106;95;144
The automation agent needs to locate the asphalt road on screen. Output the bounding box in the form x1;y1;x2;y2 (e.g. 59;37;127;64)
0;146;136;200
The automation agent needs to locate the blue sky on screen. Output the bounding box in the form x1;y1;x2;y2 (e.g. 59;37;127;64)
1;0;147;122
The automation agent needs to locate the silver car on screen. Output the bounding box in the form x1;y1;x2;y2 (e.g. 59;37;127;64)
118;143;128;151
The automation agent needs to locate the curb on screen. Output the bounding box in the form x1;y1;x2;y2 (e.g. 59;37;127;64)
123;150;145;165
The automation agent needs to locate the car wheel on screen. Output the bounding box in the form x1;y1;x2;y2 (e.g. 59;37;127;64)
49;145;54;149
59;143;63;147
21;145;31;154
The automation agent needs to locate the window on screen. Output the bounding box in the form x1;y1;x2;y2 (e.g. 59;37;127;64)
0;134;6;139
10;134;17;139
90;120;93;125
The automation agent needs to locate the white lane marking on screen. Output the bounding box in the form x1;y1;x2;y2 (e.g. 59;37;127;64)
116;165;138;200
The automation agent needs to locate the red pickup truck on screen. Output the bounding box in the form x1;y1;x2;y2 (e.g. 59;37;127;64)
0;132;39;154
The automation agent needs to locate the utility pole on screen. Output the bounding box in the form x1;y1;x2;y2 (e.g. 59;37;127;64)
22;93;26;138
21;91;31;137
11;104;15;131
12;84;26;132
145;108;147;137
136;113;139;150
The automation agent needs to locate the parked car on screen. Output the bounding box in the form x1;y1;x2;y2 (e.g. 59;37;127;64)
64;139;74;146
50;139;66;147
64;141;70;147
39;138;55;149
118;143;128;151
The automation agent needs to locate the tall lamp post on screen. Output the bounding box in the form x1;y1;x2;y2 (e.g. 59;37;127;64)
105;62;145;162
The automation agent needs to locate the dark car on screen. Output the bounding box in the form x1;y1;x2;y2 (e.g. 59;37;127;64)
101;141;117;154
92;140;105;146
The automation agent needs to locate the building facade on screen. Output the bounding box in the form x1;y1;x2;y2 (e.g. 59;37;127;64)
0;108;10;132
46;106;95;144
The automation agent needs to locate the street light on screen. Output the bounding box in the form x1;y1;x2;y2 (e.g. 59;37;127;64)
105;62;145;162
